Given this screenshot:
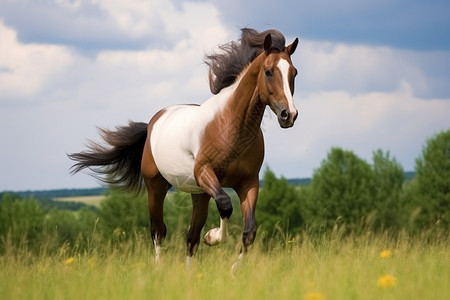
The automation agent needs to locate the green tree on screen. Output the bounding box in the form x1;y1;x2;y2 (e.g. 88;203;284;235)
307;148;375;231
371;149;404;230
407;130;450;229
305;148;406;232
257;167;304;237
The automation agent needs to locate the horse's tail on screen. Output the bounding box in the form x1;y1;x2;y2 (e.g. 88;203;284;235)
68;121;148;192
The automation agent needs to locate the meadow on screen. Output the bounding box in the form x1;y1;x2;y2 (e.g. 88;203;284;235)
1;230;448;300
53;195;105;208
2;131;449;299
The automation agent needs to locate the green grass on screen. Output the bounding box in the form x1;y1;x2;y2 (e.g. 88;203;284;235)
0;232;449;300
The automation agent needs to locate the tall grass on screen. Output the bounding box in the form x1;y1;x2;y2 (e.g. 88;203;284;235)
1;230;449;300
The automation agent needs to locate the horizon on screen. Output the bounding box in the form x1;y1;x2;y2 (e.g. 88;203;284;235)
2;170;418;194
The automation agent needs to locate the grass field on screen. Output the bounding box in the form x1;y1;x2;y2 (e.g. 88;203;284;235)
1;231;448;300
53;195;105;208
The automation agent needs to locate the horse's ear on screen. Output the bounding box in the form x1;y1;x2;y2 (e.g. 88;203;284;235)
264;34;272;54
287;38;299;55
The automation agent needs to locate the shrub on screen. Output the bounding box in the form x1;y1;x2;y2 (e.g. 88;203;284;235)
0;194;45;254
97;190;150;240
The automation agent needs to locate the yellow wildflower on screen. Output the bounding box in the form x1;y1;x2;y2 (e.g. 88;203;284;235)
64;257;75;265
377;274;397;288
380;250;392;258
303;291;326;300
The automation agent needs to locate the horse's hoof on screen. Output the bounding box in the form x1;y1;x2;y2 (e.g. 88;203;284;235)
203;227;221;246
231;261;239;276
231;253;243;276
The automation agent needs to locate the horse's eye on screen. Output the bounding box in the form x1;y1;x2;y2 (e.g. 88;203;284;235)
294;68;298;77
265;69;272;78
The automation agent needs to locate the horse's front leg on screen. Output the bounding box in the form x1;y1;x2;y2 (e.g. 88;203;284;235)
194;164;233;246
232;179;259;273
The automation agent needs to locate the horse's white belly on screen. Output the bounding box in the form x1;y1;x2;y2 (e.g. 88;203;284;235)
155;146;201;193
158;155;201;194
150;105;208;194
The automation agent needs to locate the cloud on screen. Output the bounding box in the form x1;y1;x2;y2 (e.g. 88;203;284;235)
208;0;450;51
0;21;73;100
93;0;166;38
295;40;450;98
0;0;230;102
0;0;229;51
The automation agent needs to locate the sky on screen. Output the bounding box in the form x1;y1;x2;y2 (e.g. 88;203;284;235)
1;0;449;191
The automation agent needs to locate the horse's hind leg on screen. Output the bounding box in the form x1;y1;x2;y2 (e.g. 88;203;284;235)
144;175;171;263
186;193;210;268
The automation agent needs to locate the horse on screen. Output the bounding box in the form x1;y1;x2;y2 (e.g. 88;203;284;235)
69;28;299;270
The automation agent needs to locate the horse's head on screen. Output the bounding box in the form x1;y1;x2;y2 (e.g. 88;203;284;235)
258;34;299;128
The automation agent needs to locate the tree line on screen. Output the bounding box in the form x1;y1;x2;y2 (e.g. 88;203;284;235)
258;130;449;237
1;130;449;255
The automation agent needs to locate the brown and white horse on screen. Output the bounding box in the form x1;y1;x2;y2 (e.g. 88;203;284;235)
69;28;299;270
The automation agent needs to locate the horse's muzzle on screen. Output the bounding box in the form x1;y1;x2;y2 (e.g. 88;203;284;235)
278;109;298;128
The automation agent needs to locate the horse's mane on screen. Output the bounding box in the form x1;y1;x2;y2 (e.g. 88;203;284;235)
205;28;286;95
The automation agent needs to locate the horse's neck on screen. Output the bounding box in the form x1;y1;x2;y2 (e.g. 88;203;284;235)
224;54;266;133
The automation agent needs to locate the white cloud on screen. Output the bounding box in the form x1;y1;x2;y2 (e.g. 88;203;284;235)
54;0;83;11
93;0;227;45
0;0;228;51
0;21;73;100
0;0;230;103
296;40;446;98
93;0;165;38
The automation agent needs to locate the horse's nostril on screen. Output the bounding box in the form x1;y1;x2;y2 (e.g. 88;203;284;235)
280;110;290;121
293;109;298;121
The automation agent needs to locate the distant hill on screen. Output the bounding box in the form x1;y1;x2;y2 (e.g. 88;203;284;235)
286;178;312;186
403;171;415;183
1;188;105;212
286;172;415;186
3;172;415;199
13;187;106;199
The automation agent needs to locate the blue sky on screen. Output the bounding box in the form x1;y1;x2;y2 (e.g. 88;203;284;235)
1;0;449;191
